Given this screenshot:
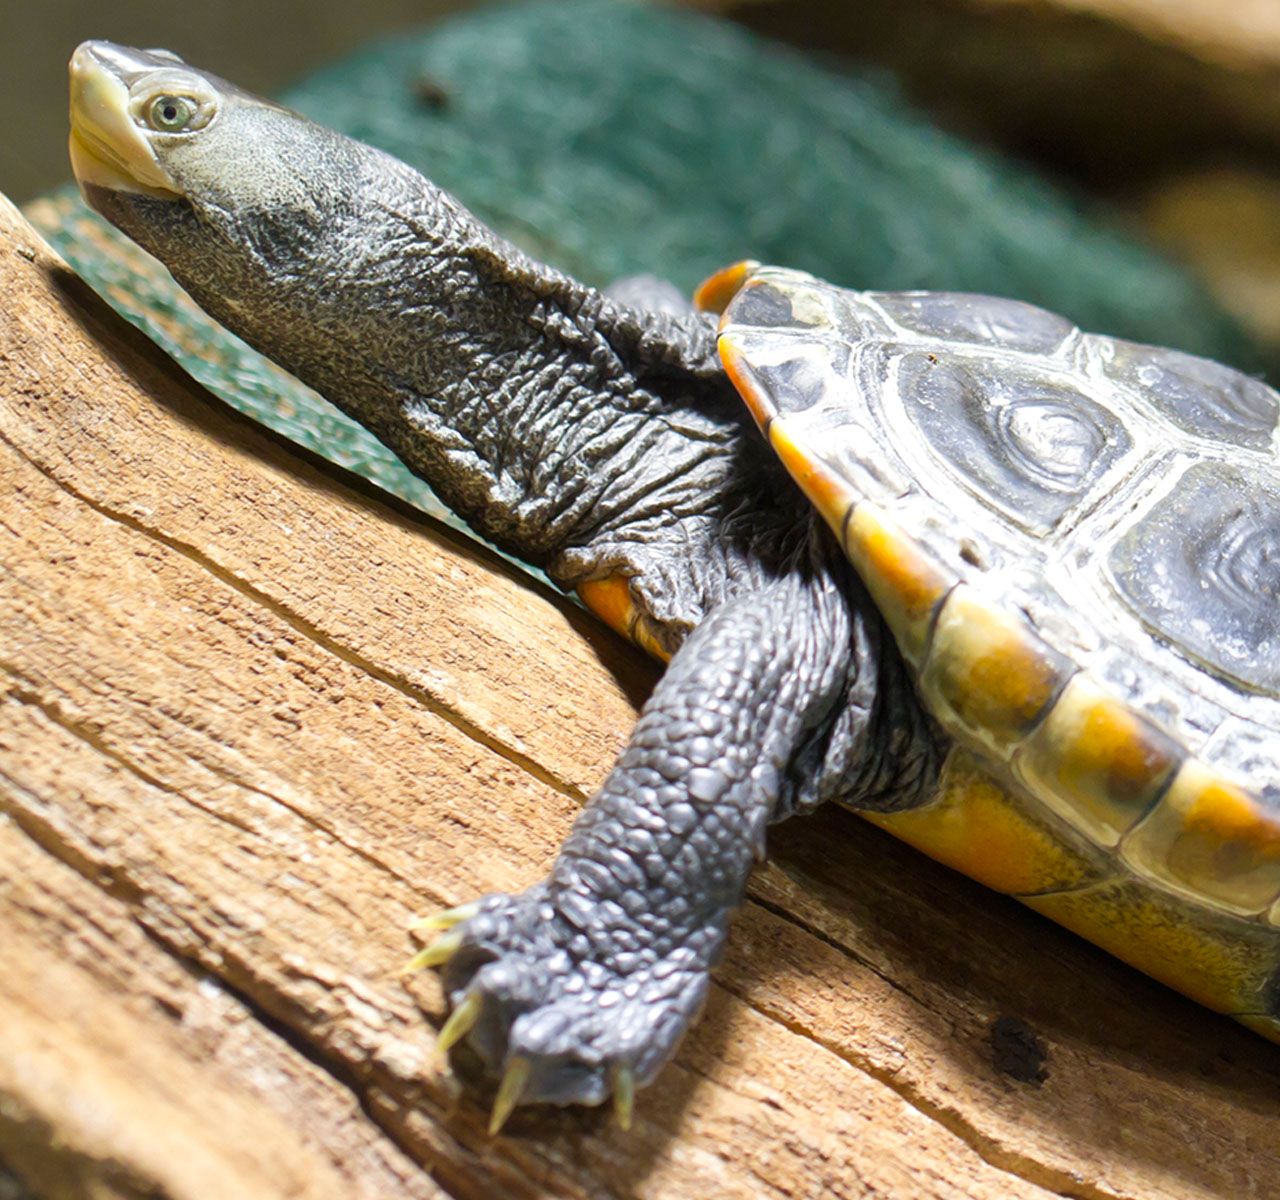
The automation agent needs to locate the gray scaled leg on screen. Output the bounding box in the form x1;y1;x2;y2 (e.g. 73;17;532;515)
410;562;931;1131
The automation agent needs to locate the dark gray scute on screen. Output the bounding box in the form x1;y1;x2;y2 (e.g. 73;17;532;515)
731;279;797;332
1107;342;1279;450
876;292;1076;356
760;348;850;417
897;352;1132;535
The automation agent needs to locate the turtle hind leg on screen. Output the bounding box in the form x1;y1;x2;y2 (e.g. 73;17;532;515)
407;558;938;1129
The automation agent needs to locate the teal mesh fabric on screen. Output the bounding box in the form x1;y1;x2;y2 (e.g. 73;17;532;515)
30;0;1268;545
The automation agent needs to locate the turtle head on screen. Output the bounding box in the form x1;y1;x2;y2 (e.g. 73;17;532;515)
69;42;224;204
68;42;391;334
69;41;338;226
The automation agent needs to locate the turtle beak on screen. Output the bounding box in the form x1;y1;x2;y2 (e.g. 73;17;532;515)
69;40;181;199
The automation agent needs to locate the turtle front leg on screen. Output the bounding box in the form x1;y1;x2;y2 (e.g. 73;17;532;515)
410;564;932;1130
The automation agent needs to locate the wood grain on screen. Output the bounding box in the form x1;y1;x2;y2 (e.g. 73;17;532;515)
1;193;1276;1199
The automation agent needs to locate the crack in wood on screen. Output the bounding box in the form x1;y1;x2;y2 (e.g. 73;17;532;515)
717;966;1106;1200
0;426;592;810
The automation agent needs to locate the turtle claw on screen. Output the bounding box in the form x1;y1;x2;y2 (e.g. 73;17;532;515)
410;902;482;934
402;885;708;1132
402;927;465;974
436;989;483;1056
610;1063;635;1132
489;1056;532;1135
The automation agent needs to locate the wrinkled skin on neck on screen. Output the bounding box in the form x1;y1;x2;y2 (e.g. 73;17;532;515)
85;100;814;650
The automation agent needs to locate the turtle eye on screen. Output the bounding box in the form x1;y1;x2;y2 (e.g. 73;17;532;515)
130;80;217;135
146;94;201;132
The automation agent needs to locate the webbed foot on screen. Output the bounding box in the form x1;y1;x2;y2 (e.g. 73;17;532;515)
407;886;714;1132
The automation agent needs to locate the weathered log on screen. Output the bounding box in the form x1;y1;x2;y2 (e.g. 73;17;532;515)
1;194;1276;1199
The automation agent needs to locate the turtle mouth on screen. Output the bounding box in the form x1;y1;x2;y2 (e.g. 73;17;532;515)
68;41;182;200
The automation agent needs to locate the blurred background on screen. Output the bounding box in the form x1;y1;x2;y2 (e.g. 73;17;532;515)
7;0;1279;351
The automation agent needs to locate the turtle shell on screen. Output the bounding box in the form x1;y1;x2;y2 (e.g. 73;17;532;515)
711;264;1280;1032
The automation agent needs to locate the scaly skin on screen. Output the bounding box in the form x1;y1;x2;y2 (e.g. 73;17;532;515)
68;42;944;1125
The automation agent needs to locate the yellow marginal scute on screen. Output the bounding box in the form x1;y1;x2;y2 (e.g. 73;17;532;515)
766;419;953;673
1015;672;1182;847
766;418;859;537
920;586;1071;757
1024;877;1280;1015
860;748;1102;897
842;500;954;667
576;576;670;662
1122;759;1280;916
695;259;761;315
1235;1014;1280;1044
719;333;778;432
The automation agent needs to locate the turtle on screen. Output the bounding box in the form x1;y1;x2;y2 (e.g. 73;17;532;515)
67;41;1280;1132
